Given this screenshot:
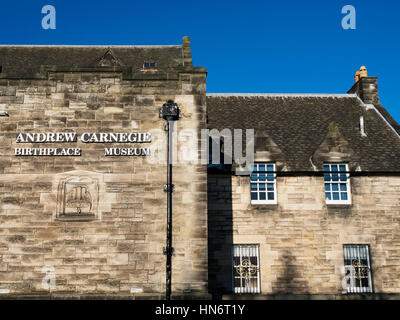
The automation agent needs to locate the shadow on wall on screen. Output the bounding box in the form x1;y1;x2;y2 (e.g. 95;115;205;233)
272;250;310;295
207;173;310;297
207;172;233;299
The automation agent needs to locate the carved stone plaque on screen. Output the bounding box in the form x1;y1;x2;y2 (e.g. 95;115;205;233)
57;175;99;217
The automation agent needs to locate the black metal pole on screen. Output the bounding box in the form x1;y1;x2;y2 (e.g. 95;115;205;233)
166;120;173;301
159;100;180;301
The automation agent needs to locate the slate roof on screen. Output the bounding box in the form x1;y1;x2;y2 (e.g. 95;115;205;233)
206;94;400;172
0;45;184;78
374;102;400;136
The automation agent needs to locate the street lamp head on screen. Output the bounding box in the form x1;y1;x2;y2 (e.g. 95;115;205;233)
159;100;180;121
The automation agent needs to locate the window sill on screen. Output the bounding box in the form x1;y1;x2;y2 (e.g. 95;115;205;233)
251;201;277;205
326;201;352;206
55;214;97;222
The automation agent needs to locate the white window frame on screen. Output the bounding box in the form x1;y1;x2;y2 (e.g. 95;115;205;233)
250;163;277;205
324;163;351;205
343;245;373;293
232;244;260;294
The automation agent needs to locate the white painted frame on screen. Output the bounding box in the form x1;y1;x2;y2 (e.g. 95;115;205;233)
343;245;373;293
250;163;277;205
324;163;352;205
232;244;261;294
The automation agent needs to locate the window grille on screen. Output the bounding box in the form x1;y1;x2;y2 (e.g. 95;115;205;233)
250;163;277;204
343;245;373;293
324;163;351;204
233;244;260;294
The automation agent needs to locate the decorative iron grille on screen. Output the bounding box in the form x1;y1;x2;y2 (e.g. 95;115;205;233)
343;245;373;293
233;244;260;293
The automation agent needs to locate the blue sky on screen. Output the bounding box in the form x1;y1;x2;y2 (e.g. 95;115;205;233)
1;0;399;122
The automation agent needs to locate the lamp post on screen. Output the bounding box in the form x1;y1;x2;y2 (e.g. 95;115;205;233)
159;100;181;300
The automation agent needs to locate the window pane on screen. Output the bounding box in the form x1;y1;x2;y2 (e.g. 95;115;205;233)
259;165;265;172
259;192;266;201
339;165;346;172
324;165;330;172
332;184;339;192
331;165;338;172
324;173;331;182
251;192;258;200
267;183;274;191
250;173;257;182
340;184;347;192
234;277;241;288
234;257;240;273
267;192;274;200
361;278;369;287
249;278;258;289
332;173;339;181
325;184;331;192
259;184;266;191
326;193;332;200
267;173;274;181
251;184;258;191
340;173;347;181
341;193;348;201
333;192;340;200
267;164;274;172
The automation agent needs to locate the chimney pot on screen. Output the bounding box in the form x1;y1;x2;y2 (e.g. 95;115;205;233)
354;71;360;83
359;66;368;79
354;66;368;83
348;67;379;105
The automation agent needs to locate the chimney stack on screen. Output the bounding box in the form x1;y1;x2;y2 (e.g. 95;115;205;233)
182;36;192;67
348;66;380;105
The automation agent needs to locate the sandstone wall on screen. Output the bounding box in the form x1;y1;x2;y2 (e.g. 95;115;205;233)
0;70;208;297
208;173;400;295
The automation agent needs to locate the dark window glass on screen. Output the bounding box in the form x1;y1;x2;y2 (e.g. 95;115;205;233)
143;62;156;68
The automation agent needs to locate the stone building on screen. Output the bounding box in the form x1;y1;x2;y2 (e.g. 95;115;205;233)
0;38;400;299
